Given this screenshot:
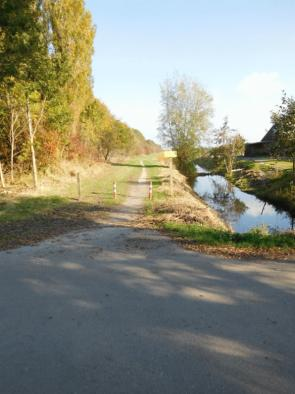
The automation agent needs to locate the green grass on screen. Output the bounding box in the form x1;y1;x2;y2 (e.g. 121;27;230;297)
233;158;295;215
66;156;144;206
0;196;69;222
0;155;149;223
238;158;292;172
142;154;167;214
163;222;295;249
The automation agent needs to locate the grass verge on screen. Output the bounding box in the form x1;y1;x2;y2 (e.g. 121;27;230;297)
234;158;295;215
163;222;295;249
0;156;145;223
0;155;149;249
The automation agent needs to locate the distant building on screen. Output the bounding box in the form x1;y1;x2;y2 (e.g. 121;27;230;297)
244;126;277;157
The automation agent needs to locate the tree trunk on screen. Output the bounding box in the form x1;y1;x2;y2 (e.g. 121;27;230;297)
30;140;38;189
8;95;15;183
293;157;295;185
26;98;38;189
0;161;5;189
104;150;110;161
10;132;14;183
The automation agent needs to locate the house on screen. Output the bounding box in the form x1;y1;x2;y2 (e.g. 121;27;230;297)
244;126;277;157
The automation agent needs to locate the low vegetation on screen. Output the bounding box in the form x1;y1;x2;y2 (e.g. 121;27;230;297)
163;222;295;249
144;160;227;230
0;156;145;249
233;158;295;215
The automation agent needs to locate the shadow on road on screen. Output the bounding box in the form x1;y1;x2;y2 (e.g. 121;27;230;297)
1;227;294;393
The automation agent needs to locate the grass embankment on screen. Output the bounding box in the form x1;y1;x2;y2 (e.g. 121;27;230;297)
144;157;295;259
197;156;295;215
234;158;295;215
0;156;145;249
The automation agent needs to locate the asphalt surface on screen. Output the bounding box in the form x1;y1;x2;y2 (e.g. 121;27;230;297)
0;168;294;394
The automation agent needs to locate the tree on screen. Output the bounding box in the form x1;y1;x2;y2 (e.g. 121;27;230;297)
214;117;245;177
100;120;133;161
159;75;213;177
46;0;95;137
272;92;295;183
0;0;59;188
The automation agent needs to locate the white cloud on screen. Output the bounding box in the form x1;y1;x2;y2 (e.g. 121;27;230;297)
214;72;284;143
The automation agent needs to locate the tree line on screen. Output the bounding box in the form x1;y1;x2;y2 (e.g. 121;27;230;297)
0;0;158;189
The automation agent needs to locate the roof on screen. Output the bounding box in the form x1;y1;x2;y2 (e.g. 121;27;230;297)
261;125;277;142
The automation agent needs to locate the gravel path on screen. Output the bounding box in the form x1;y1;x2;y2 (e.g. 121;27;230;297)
0;167;294;393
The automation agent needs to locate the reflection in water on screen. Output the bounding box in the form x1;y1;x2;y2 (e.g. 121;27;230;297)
209;179;247;223
194;166;294;233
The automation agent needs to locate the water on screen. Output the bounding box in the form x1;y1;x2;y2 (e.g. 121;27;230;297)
194;165;294;233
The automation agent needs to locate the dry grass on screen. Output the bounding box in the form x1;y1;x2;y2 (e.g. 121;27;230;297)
147;165;228;231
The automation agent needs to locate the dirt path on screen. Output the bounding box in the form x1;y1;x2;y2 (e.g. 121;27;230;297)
103;163;148;225
0;167;294;393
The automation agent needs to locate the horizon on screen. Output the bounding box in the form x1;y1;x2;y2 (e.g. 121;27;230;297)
85;0;295;144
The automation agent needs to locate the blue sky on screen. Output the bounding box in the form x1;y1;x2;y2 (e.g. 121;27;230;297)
85;0;295;143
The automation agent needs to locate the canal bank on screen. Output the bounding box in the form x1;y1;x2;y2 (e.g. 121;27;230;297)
144;164;295;259
194;165;295;233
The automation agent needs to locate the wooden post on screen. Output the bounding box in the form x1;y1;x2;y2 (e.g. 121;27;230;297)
77;172;81;201
113;181;117;199
169;157;173;197
0;161;5;189
149;181;153;200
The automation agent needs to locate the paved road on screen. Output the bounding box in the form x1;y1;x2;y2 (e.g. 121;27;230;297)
0;168;294;393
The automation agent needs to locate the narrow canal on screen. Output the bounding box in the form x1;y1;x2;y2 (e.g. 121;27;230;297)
194;165;294;233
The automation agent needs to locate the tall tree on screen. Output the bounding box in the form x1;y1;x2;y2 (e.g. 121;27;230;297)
272;92;295;183
159;75;213;177
0;0;59;188
46;0;95;138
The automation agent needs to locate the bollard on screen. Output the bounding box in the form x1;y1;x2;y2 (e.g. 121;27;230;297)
113;181;117;199
149;181;153;200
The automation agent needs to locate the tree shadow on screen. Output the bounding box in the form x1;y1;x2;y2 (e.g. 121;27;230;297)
0;221;294;393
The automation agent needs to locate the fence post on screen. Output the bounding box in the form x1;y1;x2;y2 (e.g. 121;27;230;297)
149;181;153;200
113;181;117;199
77;172;81;201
